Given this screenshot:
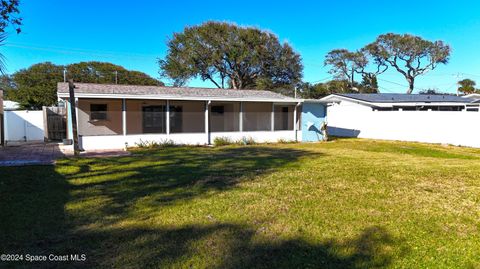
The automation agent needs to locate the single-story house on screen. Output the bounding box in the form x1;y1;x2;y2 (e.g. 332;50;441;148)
3;100;20;111
57;83;327;150
320;93;480;148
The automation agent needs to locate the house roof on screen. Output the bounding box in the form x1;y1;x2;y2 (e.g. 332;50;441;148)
334;93;475;103
321;93;478;107
57;82;302;103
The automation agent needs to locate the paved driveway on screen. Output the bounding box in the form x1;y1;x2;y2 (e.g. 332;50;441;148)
0;143;67;166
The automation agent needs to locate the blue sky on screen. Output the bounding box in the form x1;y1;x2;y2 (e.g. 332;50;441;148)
3;0;480;93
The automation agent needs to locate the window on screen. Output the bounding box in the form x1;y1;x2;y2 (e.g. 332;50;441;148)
169;105;183;133
274;105;294;130
142;106;166;133
211;106;224;114
90;104;108;121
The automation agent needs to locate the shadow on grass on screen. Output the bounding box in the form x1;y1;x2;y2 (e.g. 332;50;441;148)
62;146;319;222
72;223;400;268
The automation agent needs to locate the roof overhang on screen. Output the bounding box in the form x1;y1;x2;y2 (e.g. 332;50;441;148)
320;94;475;107
57;92;303;103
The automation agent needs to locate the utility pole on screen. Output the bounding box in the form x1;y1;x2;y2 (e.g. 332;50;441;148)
63;68;67;83
68;79;80;156
115;71;118;84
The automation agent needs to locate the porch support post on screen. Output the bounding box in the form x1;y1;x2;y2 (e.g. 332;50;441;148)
166;100;170;135
205;100;210;145
271;103;275;131
122;98;126;136
294;102;300;142
239;101;243;132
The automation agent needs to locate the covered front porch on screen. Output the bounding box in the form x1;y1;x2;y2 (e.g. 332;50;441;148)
67;98;302;150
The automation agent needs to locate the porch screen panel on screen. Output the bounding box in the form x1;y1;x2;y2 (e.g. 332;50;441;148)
170;101;205;133
243;102;272;131
126;100;167;134
210;102;240;132
274;105;295;130
77;99;122;136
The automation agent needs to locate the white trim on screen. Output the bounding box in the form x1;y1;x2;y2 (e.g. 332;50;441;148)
122;98;126;136
166;100;170;135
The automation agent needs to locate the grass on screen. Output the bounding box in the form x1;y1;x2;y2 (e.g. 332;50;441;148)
1;139;480;268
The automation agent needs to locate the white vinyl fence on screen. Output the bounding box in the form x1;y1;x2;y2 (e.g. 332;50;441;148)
4;110;45;142
327;104;480;148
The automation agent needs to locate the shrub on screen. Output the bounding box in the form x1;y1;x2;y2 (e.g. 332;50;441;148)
135;139;175;149
237;136;256;145
213;136;233;146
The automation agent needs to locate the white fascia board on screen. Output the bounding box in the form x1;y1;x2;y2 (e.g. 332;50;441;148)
57;92;302;103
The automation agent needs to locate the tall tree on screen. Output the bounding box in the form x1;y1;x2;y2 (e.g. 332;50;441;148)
8;62;162;109
0;0;21;74
324;49;358;88
324;48;386;92
366;33;450;94
457;79;477;94
159;21;303;91
10;62;64;109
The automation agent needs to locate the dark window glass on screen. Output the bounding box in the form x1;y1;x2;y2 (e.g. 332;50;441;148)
211;106;224;114
90;104;108;120
170;106;183;133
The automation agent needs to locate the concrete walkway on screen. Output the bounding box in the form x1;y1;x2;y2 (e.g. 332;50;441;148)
0;143;130;166
0;142;67;166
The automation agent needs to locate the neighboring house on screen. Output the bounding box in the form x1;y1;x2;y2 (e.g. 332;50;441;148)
57;83;327;150
320;93;480;148
3;100;20;111
0;89;3;146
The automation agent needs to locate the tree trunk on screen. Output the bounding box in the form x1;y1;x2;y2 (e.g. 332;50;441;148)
407;78;415;94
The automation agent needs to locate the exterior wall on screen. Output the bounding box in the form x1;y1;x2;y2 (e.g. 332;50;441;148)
327;102;480;148
301;102;326;142
77;99;122;136
79;130;297;150
4;110;45;142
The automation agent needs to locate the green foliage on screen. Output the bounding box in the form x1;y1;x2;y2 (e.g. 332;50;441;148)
0;0;21;34
300;79;376;99
457;79;477;94
6;61;163;109
366;33;450;94
213;136;233;146
66;61;163;86
159;21;303;91
238;136;256;145
134;139;175;149
418;88;441;95
10;62;64;109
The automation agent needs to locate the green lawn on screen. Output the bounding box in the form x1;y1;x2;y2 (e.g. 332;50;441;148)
1;139;480;268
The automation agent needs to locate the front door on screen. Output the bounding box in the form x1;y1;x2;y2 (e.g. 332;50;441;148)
143;106;165;133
